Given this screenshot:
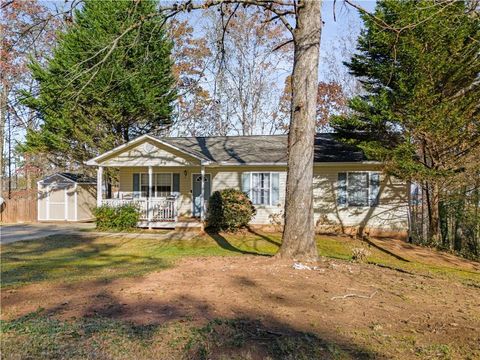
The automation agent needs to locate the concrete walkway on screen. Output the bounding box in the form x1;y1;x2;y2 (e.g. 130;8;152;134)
0;223;95;244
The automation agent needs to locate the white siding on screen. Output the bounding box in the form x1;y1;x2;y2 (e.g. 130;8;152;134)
313;165;409;233
100;139;200;167
117;164;409;233
77;184;96;221
210;166;286;225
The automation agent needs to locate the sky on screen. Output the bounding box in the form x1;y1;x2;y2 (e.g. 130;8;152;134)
9;0;378;150
173;0;377;86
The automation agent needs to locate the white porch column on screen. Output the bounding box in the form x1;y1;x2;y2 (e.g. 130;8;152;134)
148;166;153;228
96;166;103;207
200;165;205;221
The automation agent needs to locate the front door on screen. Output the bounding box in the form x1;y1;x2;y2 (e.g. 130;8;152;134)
192;173;211;217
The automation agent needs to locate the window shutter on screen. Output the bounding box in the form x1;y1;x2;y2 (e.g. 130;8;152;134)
172;173;180;196
369;172;380;206
337;172;347;206
242;173;251;198
271;173;280;206
133;173;140;198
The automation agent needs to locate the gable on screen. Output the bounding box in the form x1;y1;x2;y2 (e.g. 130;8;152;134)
99;139;200;167
41;174;75;184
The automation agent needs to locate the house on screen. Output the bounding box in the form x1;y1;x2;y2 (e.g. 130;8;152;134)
86;134;409;238
38;172;96;222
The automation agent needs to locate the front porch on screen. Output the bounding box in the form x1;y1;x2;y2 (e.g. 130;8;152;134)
87;135;213;229
102;197;178;228
96;165;209;229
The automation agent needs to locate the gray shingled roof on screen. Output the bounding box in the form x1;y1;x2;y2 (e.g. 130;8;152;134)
59;172;96;183
160;133;367;164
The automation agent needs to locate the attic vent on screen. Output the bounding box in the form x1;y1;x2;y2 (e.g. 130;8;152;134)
143;142;155;153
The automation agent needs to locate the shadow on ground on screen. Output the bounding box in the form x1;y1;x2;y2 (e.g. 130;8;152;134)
1;294;380;360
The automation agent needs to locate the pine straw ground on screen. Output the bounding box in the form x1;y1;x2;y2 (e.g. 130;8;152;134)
1;232;479;360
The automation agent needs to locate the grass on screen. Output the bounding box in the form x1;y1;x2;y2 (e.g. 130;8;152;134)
0;308;370;360
1;231;479;360
1;231;479;289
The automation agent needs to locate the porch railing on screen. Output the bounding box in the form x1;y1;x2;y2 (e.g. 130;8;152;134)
101;197;177;222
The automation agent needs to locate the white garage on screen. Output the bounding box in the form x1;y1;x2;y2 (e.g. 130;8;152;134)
37;173;96;222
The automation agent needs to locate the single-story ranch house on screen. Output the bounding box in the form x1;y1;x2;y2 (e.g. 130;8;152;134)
86;134;409;238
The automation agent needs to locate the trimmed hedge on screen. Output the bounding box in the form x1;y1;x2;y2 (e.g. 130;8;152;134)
207;188;256;232
93;204;140;231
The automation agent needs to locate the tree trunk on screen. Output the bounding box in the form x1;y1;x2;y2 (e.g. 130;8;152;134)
278;0;321;261
429;183;442;245
0;85;7;198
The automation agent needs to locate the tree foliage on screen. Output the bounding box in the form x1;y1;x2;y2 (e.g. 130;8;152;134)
22;0;176;168
332;0;480;247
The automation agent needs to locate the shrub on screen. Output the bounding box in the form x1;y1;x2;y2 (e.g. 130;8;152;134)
93;204;140;231
207;188;256;232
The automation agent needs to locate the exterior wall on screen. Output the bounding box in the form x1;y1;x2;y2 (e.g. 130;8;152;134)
37;183;48;221
67;186;76;221
210;166;287;225
117;164;408;236
100;139;200;167
313;165;409;237
118;166;286;223
38;184;70;221
37;181;96;222
77;184;96;220
118;166;195;217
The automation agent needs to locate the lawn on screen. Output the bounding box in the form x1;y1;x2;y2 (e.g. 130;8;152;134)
1;231;478;288
1;231;479;359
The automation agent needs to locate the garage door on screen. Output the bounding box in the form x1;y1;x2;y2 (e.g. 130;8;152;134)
47;187;67;220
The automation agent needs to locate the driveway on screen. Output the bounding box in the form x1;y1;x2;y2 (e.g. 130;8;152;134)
0;223;96;244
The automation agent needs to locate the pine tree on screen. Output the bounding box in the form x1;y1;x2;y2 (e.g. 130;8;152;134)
22;0;176;168
332;0;480;244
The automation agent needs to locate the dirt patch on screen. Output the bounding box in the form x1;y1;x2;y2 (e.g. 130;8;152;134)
2;256;479;358
367;237;480;271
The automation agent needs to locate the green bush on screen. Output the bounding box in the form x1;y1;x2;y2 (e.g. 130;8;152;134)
207;188;256;232
93;204;140;231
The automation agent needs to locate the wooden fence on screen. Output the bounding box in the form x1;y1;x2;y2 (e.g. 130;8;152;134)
0;190;37;223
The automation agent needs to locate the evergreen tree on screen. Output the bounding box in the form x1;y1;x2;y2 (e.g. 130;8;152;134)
332;0;480;244
22;0;176;168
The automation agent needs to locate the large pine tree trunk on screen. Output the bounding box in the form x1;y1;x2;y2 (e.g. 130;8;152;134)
278;0;322;261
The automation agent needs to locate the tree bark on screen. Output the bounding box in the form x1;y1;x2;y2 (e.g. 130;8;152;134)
278;0;321;261
0;85;7;198
428;182;442;245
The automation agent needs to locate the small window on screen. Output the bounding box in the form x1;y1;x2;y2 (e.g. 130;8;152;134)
348;172;369;206
155;174;171;197
337;172;380;207
140;173;149;197
252;173;270;205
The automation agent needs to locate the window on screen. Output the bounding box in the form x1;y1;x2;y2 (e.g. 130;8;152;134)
242;172;280;206
155;174;171;197
337;172;380;207
348;172;369;206
140;173;149;197
252;173;270;205
133;173;180;198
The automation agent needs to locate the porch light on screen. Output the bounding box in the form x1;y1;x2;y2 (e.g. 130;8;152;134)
184;170;187;177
